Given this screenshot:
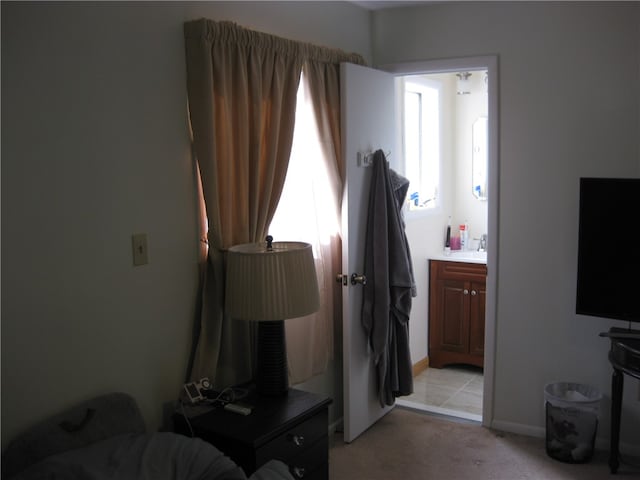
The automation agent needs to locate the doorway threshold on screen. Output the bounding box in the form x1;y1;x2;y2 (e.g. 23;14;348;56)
395;398;482;424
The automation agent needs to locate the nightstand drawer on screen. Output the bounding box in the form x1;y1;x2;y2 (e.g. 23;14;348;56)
258;436;328;480
287;437;329;480
256;408;327;463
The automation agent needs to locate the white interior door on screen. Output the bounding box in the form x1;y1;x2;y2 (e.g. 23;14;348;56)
341;62;397;443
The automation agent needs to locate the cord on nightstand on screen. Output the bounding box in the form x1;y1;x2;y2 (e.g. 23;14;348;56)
178;385;252;437
202;386;249;404
205;386;234;403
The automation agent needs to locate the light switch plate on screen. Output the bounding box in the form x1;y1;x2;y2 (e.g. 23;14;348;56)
132;233;149;266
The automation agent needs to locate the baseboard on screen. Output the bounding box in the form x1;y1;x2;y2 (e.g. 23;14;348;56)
396;400;481;424
491;419;640;457
329;417;343;436
490;419;545;438
413;357;429;377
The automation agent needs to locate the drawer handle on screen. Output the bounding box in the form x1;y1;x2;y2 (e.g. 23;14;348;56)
292;466;306;478
288;434;305;446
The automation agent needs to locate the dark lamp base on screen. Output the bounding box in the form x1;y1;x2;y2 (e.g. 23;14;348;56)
256;320;289;396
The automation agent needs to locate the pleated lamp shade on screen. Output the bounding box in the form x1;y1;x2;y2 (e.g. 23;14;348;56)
225;241;319;321
225;239;319;396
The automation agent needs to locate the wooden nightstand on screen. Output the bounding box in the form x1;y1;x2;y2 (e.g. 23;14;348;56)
173;388;332;480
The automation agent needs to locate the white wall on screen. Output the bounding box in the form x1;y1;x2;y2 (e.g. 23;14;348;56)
1;1;370;448
373;1;640;450
453;71;488;242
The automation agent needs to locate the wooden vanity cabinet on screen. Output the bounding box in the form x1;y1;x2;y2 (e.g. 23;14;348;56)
429;260;487;369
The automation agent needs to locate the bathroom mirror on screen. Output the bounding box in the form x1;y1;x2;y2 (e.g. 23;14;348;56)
472;116;488;200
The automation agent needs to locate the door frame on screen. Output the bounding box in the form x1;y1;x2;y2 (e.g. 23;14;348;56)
379;56;499;428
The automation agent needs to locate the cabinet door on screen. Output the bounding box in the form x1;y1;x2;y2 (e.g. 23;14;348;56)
469;281;486;357
429;260;486;369
438;278;470;353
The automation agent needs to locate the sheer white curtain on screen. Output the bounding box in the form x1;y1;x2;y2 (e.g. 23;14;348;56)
269;71;341;384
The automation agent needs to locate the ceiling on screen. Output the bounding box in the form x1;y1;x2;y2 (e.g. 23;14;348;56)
350;1;436;10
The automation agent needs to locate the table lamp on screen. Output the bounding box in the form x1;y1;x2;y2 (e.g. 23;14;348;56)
225;236;319;396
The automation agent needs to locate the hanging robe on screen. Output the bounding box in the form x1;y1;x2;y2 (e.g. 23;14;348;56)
361;150;417;407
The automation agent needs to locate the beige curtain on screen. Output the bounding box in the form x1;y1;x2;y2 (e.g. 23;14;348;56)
184;19;303;387
304;61;346;185
184;17;366;388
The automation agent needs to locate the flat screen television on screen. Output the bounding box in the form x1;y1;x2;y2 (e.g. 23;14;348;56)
576;177;640;324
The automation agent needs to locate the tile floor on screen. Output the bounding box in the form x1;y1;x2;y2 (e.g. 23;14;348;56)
396;365;484;422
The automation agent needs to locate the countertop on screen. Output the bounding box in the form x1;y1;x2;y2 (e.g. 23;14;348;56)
429;250;487;265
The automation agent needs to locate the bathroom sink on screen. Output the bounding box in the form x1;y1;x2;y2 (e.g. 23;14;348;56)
442;250;487;263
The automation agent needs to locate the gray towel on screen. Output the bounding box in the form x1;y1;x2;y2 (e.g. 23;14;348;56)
361;150;416;406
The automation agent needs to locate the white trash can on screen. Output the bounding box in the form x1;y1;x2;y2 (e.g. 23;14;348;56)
544;382;602;463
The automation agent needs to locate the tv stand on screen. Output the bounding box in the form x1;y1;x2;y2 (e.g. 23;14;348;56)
599;331;640;341
603;327;640;474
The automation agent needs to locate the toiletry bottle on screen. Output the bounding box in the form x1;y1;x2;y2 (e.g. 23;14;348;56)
460;223;468;251
464;222;469;250
444;216;451;255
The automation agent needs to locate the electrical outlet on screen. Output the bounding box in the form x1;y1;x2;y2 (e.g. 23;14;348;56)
132;233;149;266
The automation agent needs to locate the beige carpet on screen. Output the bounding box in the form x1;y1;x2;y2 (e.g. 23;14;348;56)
329;407;640;479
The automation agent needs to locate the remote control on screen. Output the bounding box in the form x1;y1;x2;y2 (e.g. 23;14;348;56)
224;403;252;416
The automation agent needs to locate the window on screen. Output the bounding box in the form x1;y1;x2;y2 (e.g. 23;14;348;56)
269;71;339;384
402;78;441;212
269;72;340;248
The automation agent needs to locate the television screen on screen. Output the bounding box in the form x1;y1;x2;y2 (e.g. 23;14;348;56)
576;177;640;323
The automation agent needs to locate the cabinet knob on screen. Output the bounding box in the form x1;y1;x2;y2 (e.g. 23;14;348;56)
471;290;477;296
464;289;469;295
292;466;306;478
288;434;305;446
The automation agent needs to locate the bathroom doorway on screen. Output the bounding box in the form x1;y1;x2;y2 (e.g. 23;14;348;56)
382;57;498;426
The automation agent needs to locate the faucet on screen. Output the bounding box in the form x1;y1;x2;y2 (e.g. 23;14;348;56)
478;234;487;252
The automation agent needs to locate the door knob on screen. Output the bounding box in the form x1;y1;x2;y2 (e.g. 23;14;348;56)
351;273;367;286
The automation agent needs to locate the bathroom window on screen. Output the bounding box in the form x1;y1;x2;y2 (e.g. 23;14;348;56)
403;78;440;211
